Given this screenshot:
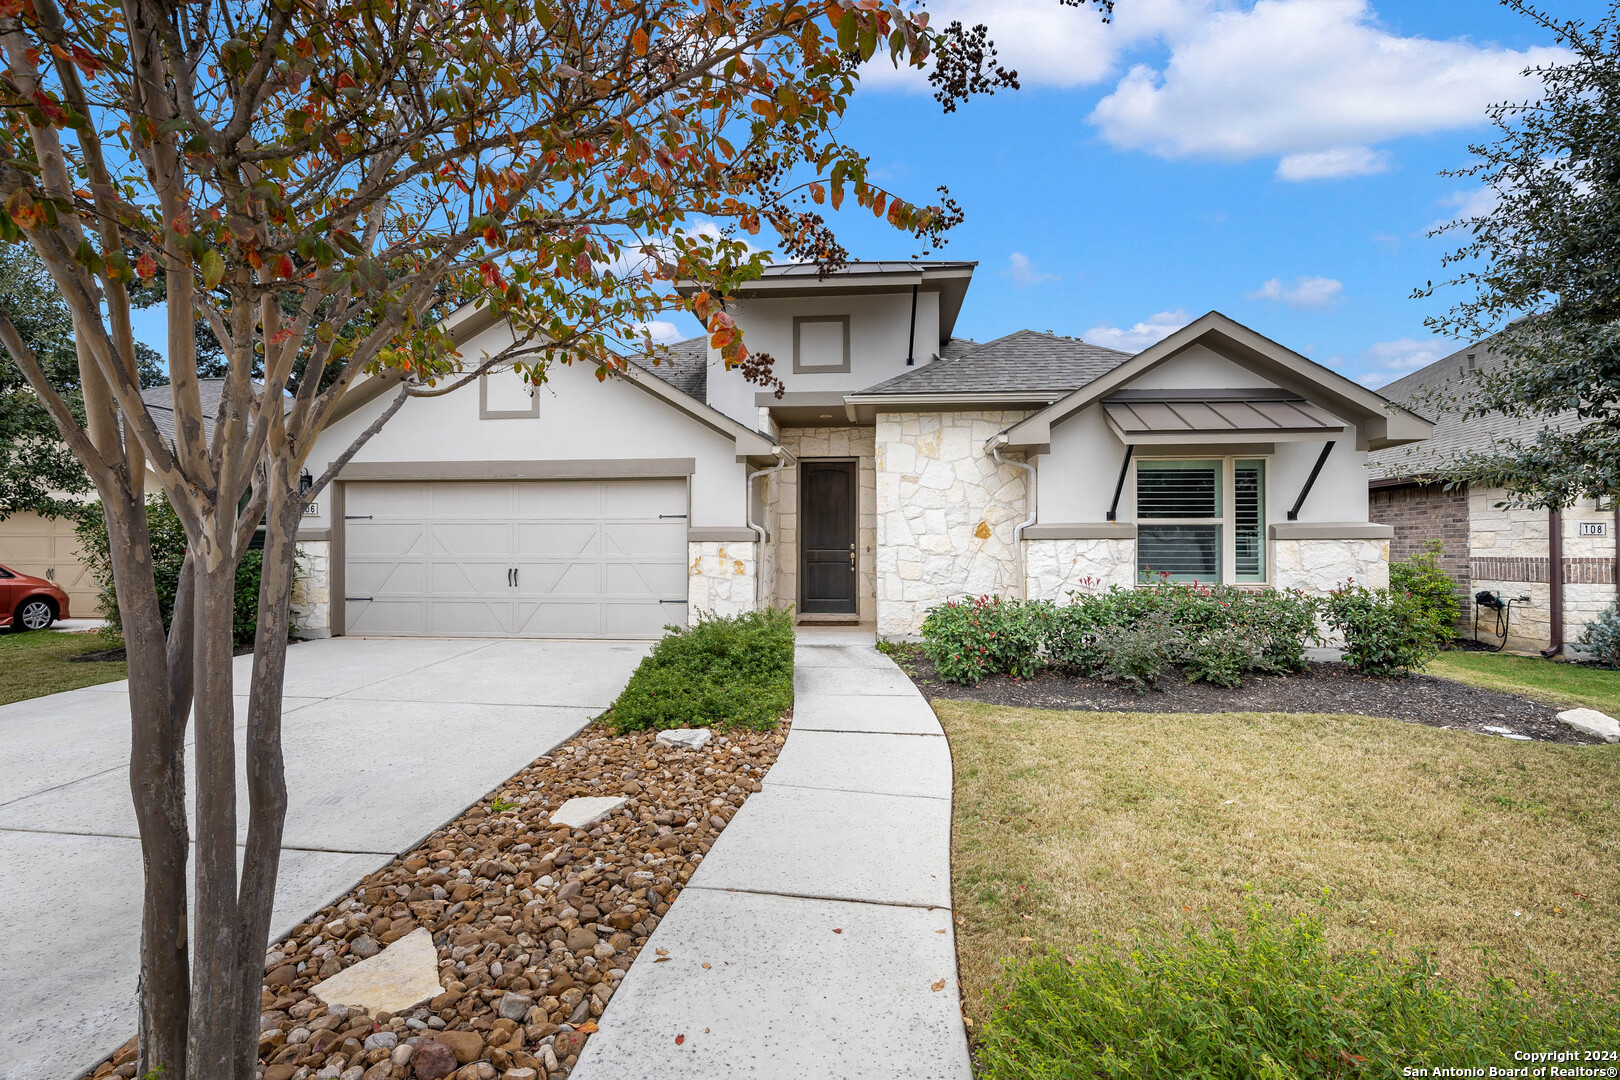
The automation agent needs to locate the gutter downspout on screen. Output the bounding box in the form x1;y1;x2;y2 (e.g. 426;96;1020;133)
905;284;919;366
1542;505;1564;658
745;448;788;608
988;433;1036;598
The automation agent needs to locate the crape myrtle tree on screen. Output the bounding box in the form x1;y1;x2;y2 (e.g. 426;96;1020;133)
0;0;1113;1076
1417;0;1620;508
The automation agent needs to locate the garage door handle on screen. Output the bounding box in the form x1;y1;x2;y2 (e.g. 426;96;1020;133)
659;599;685;604
658;514;687;519
346;596;373;602
345;514;373;520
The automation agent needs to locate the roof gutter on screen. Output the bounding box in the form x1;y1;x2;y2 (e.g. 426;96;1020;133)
987;433;1036;599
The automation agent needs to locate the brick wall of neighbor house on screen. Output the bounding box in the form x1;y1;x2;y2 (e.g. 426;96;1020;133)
1024;537;1136;600
875;410;1031;638
1273;538;1390;594
1369;481;1471;625
767;425;877;622
1467;486;1617;652
687;540;758;622
290;539;331;638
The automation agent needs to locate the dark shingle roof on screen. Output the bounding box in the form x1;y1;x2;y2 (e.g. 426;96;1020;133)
629;336;708;403
857;330;1132;396
1366;340;1584;480
140;378;282;444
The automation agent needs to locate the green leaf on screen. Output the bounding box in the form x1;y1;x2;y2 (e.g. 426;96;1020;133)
200;249;225;289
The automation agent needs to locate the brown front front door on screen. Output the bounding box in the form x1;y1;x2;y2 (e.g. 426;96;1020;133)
800;460;857;615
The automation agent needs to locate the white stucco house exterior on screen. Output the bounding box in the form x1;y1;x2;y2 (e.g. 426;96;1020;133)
290;261;1432;640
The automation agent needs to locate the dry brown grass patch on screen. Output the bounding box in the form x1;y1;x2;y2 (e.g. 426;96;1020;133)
939;701;1620;1023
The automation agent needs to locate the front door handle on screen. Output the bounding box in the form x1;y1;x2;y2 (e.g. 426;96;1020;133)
849;543;856;569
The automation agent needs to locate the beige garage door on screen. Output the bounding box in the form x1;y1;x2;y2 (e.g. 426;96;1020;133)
0;510;100;617
343;480;688;638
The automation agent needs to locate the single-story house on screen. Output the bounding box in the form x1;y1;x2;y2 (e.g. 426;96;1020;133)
1368;341;1618;654
291;260;1432;640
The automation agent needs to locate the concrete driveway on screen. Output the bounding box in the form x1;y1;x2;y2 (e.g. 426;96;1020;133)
0;636;649;1080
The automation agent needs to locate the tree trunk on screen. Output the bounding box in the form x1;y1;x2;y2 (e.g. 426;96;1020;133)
108;493;192;1080
187;552;243;1077
231;490;301;1078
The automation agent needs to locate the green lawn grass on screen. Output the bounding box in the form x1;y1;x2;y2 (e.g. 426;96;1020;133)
0;629;126;706
1425;650;1620;717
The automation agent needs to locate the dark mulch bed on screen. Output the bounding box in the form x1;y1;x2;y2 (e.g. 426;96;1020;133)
887;647;1599;745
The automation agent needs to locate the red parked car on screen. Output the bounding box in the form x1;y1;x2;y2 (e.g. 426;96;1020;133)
0;562;70;631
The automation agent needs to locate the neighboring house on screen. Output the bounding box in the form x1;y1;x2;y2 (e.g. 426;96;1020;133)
0;381;237;620
291;261;1431;641
1368;341;1619;654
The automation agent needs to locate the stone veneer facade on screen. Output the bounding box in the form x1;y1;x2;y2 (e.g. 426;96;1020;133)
1468;486;1617;653
687;540;758;623
1024;537;1136;600
765;425;878;623
1272;538;1390;594
875;410;1031;638
290;539;331;638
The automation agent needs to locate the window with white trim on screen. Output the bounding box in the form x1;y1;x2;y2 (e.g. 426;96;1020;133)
1135;457;1267;584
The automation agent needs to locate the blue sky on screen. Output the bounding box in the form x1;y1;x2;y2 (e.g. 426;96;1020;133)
125;0;1601;389
655;0;1600;388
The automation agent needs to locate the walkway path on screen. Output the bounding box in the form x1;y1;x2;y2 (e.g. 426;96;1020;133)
0;636;648;1080
574;628;972;1079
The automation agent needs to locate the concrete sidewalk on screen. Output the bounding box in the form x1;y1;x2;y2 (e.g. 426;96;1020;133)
573;630;971;1080
0;636;649;1080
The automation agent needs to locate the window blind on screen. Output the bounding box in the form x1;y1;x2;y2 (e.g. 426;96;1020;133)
1234;460;1265;581
1136;461;1219;519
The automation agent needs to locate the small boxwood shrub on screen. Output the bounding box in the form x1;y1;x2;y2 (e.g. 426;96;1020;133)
1390;539;1461;647
1322;584;1441;677
603;607;793;732
974;901;1618;1080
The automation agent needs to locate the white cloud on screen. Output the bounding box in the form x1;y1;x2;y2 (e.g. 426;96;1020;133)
1090;0;1564;165
634;320;683;343
1248;275;1343;310
1356;337;1447;388
1005;252;1057;288
1275;146;1391;181
1427;185;1501;232
1084;309;1190;352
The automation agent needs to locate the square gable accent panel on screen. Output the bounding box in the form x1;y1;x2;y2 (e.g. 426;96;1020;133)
1103;388;1342;439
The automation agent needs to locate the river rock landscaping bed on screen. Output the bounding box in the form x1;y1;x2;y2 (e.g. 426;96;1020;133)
886;646;1599;745
86;720;787;1080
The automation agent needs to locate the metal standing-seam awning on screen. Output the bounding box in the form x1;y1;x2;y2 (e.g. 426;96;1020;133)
1101;388;1344;441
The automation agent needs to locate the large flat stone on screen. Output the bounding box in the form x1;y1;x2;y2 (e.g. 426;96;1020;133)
793;665;917;698
689;786;952;907
571;889;970;1080
764;730;951;800
312;927;444;1014
791;694;942;736
550;796;627;830
1557;707;1620;743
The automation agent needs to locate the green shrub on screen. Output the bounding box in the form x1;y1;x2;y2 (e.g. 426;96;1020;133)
604;607;793;732
919;596;1050;685
974;900;1619;1080
1390;539;1461;647
75;494;271;648
1576;604;1620;668
1322;584;1441;677
924;585;1319;688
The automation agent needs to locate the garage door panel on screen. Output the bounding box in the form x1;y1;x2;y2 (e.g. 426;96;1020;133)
514;522;600;557
513;600;602;637
430;523;512;557
348;483;428;518
606;600;683;638
347;524;426;558
605;560;685;597
347;599;427;635
347;560;426;595
603;521;686;556
603;480;686;517
514;483;603;517
345;478;688;639
429;482;512;519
